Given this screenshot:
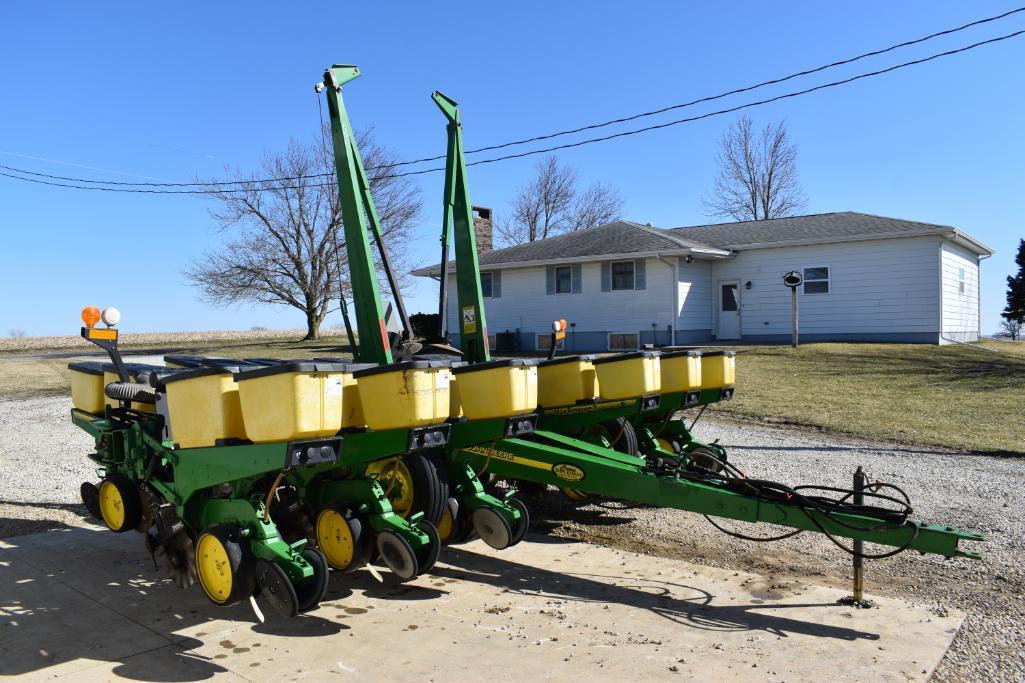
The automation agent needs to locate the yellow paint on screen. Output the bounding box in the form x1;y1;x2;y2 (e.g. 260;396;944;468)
553;463;585;482
365;457;415;517
437;503;455;543
98;480;125;531
593;355;661;400
700;353;736;389
70;369;105;414
537;358;600;408
196;533;233;604
236;370;345;443
451;364;537;420
356;367;450;431
87;328;117;341
559;487;589;501
164;373;246;448
316;508;356;569
464;445;551;472
661;354;702;393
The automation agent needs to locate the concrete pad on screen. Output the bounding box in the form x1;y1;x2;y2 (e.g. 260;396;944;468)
0;528;962;682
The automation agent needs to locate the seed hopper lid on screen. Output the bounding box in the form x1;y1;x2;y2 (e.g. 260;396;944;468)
233;361;348;381
451;358;537;374
162;354;212;368
591;350;661;365
659;349;704;359
696;349;736;357
537;354;597;367
351;360;433;379
155;365;243;388
67;360;106;375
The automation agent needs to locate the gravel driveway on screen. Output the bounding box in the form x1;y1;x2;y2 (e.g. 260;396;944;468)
1;397;1021;681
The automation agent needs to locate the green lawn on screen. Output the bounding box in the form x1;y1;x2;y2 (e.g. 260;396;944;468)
713;341;1025;455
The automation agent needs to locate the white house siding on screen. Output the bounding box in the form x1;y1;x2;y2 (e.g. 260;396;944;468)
676;257;713;343
939;242;981;342
446;258;678;351
706;236;943;343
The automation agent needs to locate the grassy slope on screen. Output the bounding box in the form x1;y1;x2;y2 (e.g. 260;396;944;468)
713;341;1025;455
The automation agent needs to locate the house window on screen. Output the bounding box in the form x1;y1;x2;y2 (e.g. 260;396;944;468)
480;272;493;298
611;261;635;290
608;332;639;351
958;267;966;295
803;266;830;294
555;265;573;294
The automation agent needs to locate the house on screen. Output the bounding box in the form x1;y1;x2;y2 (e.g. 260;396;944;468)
413;211;993;350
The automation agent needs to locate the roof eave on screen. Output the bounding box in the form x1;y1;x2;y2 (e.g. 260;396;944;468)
412;246;730;277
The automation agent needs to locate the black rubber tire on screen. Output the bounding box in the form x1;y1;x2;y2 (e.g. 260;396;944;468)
80;482;102;521
508;498;530;547
587;417;640;456
414;520;441;575
98;474;143;533
295;547;330;613
686;445;725;473
401;451;449;526
195;524;256;607
472;508;513;550
445;500;480;546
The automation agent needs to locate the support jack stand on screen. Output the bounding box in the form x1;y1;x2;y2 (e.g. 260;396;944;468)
838;466;877;608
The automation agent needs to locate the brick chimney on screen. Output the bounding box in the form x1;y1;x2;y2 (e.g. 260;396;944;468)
472;206;493;253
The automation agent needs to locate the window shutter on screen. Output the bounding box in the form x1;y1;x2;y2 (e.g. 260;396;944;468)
600;262;611;292
635;259;646;290
492;270;501;298
571;264;582;293
546;266;556;295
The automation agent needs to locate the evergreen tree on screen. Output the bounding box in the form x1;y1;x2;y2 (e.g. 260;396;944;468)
1003;238;1025;324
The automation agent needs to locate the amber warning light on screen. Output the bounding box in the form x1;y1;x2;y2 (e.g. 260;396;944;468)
81;306;101;329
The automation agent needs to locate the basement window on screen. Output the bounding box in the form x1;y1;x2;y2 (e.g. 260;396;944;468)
611;261;635;290
608;332;639;351
803;266;830;294
480;272;493;298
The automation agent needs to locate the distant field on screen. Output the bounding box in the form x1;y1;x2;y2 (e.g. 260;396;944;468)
0;331;353;401
1;334;1021;454
713;340;1025;455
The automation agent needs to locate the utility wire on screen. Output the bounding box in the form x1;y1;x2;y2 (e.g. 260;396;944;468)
2;27;1023;195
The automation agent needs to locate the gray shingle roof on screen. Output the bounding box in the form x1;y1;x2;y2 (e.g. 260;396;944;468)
413;212;991;276
668;212;964;248
413;220;720;274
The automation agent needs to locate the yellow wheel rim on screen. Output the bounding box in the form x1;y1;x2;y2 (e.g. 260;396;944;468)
98;480;125;531
196;533;233;604
656;437;676;454
437;503;455;543
316;508;356;569
365;457;415;517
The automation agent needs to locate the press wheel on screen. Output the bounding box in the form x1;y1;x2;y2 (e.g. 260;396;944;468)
414;520;441;575
376;531;419;581
80;482;102;521
294;547;330;613
255;559;298;618
687;445;724;473
507;498;530;547
472;507;513;550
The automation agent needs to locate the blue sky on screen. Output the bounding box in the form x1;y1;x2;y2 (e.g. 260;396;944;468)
1;2;1022;336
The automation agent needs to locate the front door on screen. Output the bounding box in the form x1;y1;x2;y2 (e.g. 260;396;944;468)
717;280;741;340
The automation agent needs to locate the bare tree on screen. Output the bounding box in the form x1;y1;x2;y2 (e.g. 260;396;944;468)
702;116;806;222
495;155;624;246
186;129;421;340
1000;317;1022;342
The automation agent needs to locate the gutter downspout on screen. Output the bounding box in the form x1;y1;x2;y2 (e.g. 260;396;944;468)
657;252;678;346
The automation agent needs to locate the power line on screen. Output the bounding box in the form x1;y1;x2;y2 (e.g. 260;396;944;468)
5;6;1024;191
1;27;1022;195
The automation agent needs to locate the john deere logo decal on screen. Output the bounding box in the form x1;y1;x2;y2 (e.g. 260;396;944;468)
553;463;585;482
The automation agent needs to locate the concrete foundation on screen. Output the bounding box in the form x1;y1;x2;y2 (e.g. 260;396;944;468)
0;526;962;681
